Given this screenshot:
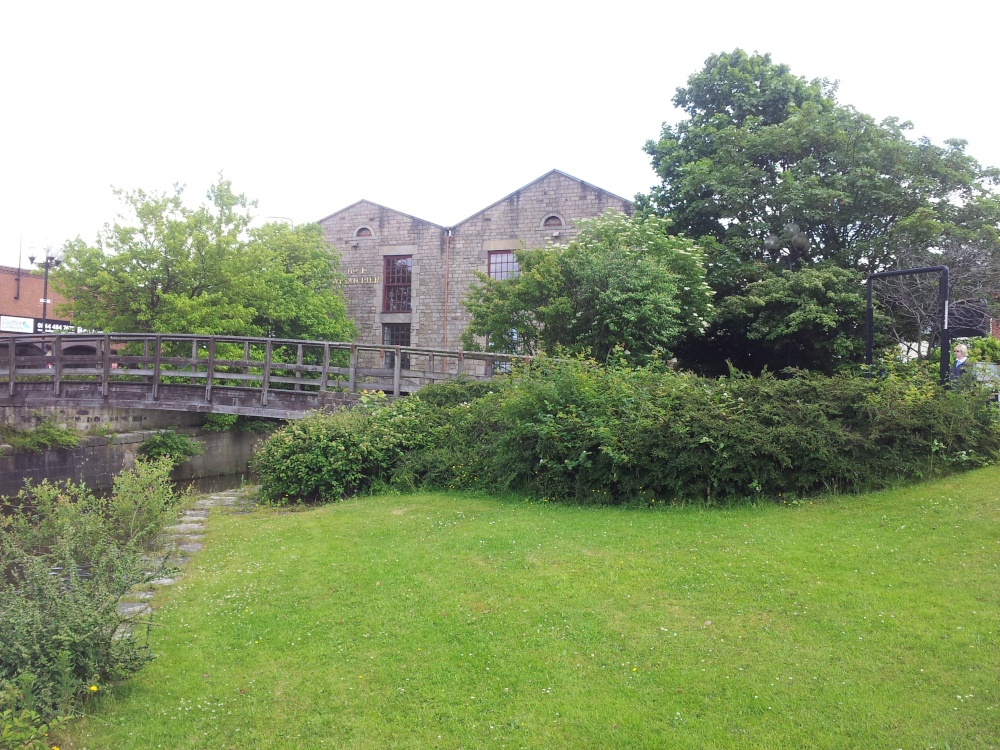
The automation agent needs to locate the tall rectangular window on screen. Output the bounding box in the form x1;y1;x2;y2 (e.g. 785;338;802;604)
383;255;412;312
382;323;411;370
488;250;518;280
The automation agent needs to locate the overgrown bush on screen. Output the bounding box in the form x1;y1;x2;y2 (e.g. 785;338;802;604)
202;414;281;434
398;358;1000;504
415;376;504;408
253;392;439;504
252;360;1000;507
137;429;204;468
0;417;80;453
1;676;69;750
0;458;183;731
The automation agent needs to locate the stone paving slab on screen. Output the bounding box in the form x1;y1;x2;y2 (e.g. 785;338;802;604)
167;522;205;533
118;602;152;617
117;486;256;618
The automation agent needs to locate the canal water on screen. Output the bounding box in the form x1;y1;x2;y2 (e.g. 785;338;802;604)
175;473;253;495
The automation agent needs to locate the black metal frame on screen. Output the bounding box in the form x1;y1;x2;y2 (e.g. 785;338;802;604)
866;266;950;385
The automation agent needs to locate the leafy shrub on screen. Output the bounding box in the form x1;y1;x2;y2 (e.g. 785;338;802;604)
0;458;182;726
202;414;281;434
137;429;204;468
415;377;504;408
254;393;438;504
400;358;1000;504
253;358;1000;507
1;675;69;750
0;417;80;453
202;413;239;432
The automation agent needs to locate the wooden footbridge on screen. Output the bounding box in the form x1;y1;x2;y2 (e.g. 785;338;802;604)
1;333;526;419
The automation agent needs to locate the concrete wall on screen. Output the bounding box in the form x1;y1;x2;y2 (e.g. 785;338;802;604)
0;403;206;431
0;429;262;497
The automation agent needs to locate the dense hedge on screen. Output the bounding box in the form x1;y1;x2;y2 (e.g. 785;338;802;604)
255;362;1000;506
253;391;441;504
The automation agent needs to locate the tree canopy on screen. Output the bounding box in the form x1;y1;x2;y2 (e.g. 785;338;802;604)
639;49;1000;372
461;211;712;363
641;50;998;275
54;179;355;341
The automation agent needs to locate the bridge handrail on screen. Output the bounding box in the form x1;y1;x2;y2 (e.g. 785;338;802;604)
2;333;532;402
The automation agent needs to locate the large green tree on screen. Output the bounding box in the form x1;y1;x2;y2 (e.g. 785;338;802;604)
640;49;997;275
640;50;1000;372
713;266;888;374
461;211;712;363
54;179;354;341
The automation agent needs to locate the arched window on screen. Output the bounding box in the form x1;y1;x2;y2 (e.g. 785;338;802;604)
355;226;373;238
542;215;564;228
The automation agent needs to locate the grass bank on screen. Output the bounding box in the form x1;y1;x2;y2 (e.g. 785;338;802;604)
64;469;999;749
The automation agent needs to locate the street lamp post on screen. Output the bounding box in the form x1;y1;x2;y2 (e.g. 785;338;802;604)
764;222;810;271
28;245;64;330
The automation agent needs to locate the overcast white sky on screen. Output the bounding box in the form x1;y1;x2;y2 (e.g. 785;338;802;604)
1;1;997;268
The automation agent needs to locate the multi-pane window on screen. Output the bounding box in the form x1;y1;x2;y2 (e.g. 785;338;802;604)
488;250;518;280
490;328;520;374
383;255;412;312
382;323;411;370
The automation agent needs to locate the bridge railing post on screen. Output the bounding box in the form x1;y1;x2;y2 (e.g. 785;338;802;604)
205;337;216;403
321;343;330;392
101;334;112;397
152;336;162;400
6;335;14;396
349;345;357;394
393;346;402;396
295;344;303;391
261;339;273;406
53;335;63;395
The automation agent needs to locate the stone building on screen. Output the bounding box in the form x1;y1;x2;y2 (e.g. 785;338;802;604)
317;169;633;352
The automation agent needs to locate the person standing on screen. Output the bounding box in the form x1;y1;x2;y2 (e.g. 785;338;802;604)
950;343;970;382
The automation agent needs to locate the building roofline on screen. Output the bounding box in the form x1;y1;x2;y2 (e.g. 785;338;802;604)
316;199;445;229
315;170;633;231
0;265;36;277
449;169;634;229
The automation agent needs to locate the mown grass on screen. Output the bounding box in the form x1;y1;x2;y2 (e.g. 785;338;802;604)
63;468;1000;749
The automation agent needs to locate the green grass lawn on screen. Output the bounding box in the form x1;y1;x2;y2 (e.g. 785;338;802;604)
64;468;1000;749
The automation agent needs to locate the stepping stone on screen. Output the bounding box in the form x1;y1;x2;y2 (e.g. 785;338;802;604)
176;541;203;553
118;602;152;617
167;523;204;533
149;577;177;586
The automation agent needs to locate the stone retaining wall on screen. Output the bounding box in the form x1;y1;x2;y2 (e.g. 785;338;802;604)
0;429;263;497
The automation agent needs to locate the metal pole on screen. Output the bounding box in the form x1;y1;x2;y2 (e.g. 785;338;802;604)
865;278;874;366
939;267;950;387
41;261;50;324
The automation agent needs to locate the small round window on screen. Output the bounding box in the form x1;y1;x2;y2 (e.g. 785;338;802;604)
355;226;373;238
543;215;563;228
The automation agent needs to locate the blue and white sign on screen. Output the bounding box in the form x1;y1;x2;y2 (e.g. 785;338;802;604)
0;315;34;333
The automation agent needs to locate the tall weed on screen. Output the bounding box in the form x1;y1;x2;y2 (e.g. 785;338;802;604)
0;458;183;729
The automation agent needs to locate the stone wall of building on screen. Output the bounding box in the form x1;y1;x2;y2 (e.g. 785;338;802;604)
317;170;632;354
319;202;444;354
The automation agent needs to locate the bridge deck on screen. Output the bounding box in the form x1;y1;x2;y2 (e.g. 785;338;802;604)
1;333;527;419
